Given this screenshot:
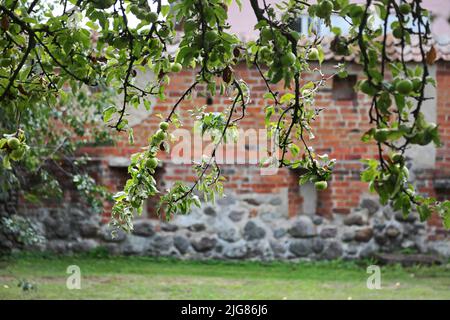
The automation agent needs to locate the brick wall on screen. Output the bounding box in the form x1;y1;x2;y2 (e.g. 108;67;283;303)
78;61;449;224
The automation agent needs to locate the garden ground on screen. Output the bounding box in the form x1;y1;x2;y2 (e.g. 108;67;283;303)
0;253;449;299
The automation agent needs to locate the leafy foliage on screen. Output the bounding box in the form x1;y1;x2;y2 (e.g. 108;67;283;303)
0;0;448;234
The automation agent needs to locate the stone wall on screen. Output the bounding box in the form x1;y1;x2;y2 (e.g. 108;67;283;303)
8;191;449;260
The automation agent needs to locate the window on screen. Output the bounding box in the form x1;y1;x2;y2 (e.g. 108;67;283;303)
332;75;357;102
291;14;429;37
109;164;166;219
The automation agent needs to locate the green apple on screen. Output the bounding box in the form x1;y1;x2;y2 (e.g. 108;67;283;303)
315;181;328;190
396;79;413;95
7;137;20;150
308;48;320;60
170;62;182;73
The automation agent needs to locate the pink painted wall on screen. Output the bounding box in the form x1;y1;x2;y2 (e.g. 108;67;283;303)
227;0;450;42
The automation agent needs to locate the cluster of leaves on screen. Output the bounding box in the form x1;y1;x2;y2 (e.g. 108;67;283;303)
0;0;116;217
0;0;448;233
0;215;45;246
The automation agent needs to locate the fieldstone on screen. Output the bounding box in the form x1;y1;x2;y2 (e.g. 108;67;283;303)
46;240;68;254
122;235;150;255
243;221;266;240
269;197;282;206
204;206;216;216
243;198;261;206
428;241;450;258
320;227;337;239
312;216;323;225
383;206;394;220
173;236;190;254
188;223;206;232
72;239;98;252
161;223;178;232
79;221;99;238
386;225;402;238
360;241;378;258
361;199;380;215
346;245;358;255
343;213;365;226
260;211;283;222
44;215;72;239
273;228;287;239
322;241;343;260
228;210;245;222
133;220;155;237
215;244;223;253
373;219;386;231
374;233;388;245
152;235;172;251
101;226;126;242
395;212;418;223
288;216;316;238
312;238;325;254
289;239;313;257
224;242;248;259
218;228;240;242
245;240;268;258
191;237;217;252
217;196;236;206
270;240;286;256
342;231;355;242
401;240;416;249
354;228;373;242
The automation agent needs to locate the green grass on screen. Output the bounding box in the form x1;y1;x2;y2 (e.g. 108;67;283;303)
0;253;449;300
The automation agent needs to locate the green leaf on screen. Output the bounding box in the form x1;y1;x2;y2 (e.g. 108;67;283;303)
102;106;116;123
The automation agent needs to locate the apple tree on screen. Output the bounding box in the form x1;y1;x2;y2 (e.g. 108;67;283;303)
0;0;448;237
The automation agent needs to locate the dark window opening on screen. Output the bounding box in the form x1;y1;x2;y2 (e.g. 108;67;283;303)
110;164;166;220
332;75;357;102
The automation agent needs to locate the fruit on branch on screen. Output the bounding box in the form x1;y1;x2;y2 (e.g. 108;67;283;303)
315;181;328;190
360;80;378;96
170;62;182;73
260;28;273;43
159;26;170;38
412;77;422;92
316;0;333;19
393;27;404;39
159;121;169;131
396;79;413;95
373;128;389;143
146;157;158;169
90;0;115;9
348;5;364;19
9;148;25;161
7;137;20;150
332;0;341;11
399;3;412;15
0;58;12;67
205;30;219;43
147;12;159;23
307;48;319;61
258;46;272;60
281;52;297;67
330;36;349;56
392;153;405;165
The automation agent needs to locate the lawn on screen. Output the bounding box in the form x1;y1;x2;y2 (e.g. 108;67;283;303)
0;253;449;300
